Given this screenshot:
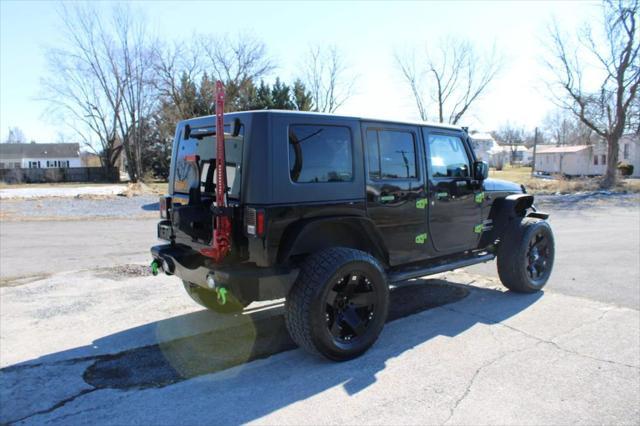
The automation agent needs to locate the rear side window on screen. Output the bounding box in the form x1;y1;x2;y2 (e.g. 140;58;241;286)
289;125;353;183
366;129;418;180
427;134;470;178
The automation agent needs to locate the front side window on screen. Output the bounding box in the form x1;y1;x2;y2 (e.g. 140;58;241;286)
366;129;417;180
624;144;630;159
601;154;606;165
289;125;353;183
427;135;470;178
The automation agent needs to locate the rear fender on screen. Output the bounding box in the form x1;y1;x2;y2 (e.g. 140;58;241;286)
277;217;389;267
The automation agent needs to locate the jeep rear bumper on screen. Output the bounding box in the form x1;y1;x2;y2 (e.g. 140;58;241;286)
151;244;298;302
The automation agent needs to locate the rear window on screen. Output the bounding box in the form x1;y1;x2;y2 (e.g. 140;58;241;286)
288;125;353;183
366;129;418;180
173;124;244;198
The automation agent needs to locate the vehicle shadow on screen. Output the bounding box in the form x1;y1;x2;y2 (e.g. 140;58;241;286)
4;278;543;424
141;202;159;211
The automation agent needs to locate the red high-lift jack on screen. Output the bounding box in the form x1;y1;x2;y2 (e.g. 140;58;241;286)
200;81;232;263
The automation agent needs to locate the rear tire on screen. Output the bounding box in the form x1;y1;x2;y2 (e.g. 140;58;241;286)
497;218;555;293
285;248;389;361
182;281;250;314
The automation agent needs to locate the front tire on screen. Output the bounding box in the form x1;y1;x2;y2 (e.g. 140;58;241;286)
182;281;250;314
497;218;555;293
285;248;389;361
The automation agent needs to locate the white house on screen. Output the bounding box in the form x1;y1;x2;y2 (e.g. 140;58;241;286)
610;134;639;178
0;143;81;169
469;132;499;162
491;145;533;167
534;136;640;177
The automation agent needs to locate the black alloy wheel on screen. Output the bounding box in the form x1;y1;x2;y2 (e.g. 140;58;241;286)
325;271;378;343
526;230;552;283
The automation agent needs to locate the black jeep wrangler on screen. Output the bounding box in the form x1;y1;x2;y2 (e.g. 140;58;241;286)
151;108;554;361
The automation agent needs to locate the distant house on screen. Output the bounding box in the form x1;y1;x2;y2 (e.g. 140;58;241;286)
491;145;533;168
0;143;81;170
534;136;640;177
80;152;103;167
535;145;592;176
469;132;499;162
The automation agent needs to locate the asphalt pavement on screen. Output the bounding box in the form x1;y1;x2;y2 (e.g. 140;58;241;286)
0;193;639;425
2;194;638;309
469;196;640;309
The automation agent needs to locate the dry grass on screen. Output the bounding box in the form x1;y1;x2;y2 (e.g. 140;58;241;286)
144;181;168;195
490;165;640;194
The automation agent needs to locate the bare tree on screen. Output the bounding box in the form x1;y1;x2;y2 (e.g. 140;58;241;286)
40;3;157;181
41;3;121;169
395;38;502;124
199;33;274;111
302;45;353;113
153;40;203;118
4;127;26;144
111;3;158;182
545;0;639;187
543;108;596;146
492;123;526;165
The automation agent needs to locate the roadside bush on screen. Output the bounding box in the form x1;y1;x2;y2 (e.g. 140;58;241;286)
617;162;634;176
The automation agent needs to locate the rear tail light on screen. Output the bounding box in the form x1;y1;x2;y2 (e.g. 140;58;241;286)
256;210;265;236
246;207;265;237
159;196;172;219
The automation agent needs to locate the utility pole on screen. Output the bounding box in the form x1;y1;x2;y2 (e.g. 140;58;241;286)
531;127;538;177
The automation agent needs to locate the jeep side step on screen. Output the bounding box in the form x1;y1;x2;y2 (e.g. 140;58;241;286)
388;252;495;283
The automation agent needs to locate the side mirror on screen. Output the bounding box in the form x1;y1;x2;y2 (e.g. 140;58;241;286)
473;161;489;181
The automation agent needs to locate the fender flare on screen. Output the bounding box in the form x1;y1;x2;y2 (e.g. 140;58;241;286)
480;193;541;246
277;216;389;266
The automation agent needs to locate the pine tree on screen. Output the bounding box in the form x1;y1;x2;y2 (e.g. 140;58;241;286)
271;78;294;109
292;79;314;111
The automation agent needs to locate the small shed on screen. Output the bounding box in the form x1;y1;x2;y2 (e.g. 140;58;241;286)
534;145;594;176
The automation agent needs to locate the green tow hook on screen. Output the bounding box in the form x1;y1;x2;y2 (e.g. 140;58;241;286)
150;260;159;276
216;287;228;305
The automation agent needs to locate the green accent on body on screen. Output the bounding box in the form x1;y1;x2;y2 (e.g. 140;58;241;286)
380;195;395;202
474;224;484;234
150;260;159;276
436;192;448;199
474;192;485;203
415;233;428;244
216;287;228;305
415;198;428;209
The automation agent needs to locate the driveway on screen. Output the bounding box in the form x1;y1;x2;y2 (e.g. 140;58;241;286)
0;193;638;424
1;270;637;425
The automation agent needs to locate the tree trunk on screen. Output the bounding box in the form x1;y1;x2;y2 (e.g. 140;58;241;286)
602;136;620;188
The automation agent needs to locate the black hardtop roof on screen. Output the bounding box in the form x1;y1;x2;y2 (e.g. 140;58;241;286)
181;110;463;132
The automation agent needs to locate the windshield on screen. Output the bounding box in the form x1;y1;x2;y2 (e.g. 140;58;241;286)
173;124;244;199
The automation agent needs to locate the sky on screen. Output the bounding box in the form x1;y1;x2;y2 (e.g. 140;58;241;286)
0;0;601;144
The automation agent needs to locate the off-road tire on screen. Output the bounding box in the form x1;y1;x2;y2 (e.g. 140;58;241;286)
182;281;250;314
285;247;389;361
497;217;555;293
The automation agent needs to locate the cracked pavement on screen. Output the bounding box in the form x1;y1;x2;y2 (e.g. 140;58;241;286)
1;196;639;425
1;269;638;425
